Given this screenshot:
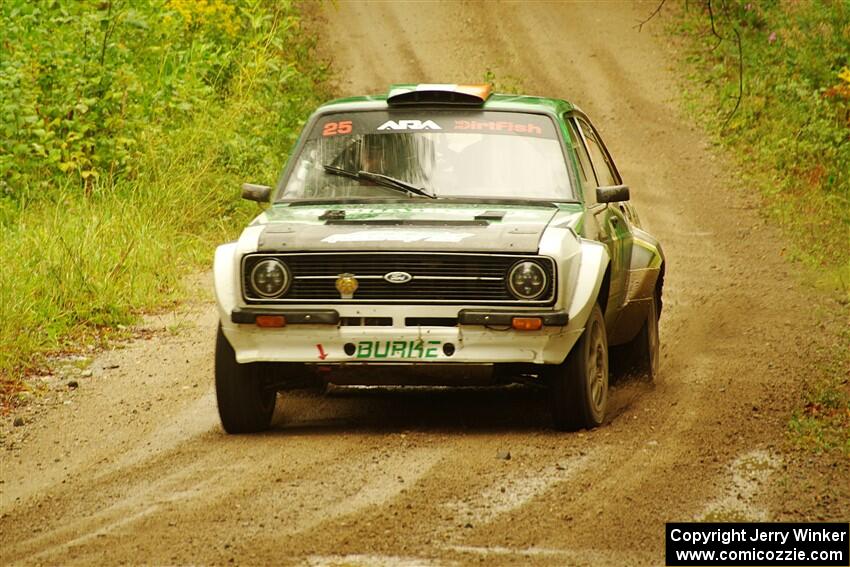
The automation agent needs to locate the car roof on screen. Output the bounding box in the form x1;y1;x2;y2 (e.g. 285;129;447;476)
314;84;578;117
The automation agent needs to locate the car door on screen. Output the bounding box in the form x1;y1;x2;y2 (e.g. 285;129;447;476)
571;116;634;321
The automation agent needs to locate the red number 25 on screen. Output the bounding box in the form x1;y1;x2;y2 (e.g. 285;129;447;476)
322;120;352;136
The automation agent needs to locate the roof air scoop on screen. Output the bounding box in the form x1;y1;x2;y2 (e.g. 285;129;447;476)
387;83;492;106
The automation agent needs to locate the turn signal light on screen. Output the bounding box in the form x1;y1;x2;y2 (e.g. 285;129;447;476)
512;317;543;331
256;315;286;328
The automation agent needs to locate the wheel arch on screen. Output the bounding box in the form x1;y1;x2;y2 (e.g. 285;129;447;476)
607;228;664;345
565;239;611;333
655;260;665;318
598;265;611;315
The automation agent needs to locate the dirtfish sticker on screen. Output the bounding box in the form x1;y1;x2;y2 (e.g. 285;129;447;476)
355;340;441;359
322;230;473;244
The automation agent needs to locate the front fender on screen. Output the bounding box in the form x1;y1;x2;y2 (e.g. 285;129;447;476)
540;227;610;362
566;239;611;332
215;224;265;329
214;243;240;324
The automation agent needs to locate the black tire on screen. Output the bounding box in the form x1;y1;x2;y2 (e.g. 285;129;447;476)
215;325;276;434
550;304;609;431
619;292;660;381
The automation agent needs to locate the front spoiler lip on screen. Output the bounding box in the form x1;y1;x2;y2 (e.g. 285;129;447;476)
231;308;340;325
221;321;580;365
457;309;568;326
230;308;568;327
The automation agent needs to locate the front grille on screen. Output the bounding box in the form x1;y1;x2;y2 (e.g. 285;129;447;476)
242;252;556;305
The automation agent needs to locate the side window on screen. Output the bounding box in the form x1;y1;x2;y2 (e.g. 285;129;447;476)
577;118;619;187
565;118;598;204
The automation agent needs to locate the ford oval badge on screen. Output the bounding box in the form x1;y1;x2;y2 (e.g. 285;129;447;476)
384;271;413;284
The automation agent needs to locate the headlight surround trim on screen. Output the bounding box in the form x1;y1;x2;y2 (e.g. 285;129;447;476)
507;260;549;300
249;258;291;298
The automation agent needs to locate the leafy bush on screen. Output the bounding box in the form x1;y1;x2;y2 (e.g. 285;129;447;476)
0;0;327;391
674;1;850;287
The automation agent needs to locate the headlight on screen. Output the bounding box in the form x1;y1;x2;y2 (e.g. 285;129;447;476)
508;260;548;300
250;258;290;298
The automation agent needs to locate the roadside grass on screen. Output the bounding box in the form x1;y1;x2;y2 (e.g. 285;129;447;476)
0;1;328;407
668;2;850;453
672;2;850;293
788;325;850;454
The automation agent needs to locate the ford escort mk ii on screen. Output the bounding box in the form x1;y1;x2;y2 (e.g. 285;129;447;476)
214;84;664;433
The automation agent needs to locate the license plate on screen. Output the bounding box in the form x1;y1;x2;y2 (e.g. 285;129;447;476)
353;339;442;360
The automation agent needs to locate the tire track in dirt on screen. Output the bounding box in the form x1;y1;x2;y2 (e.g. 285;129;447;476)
4;424;449;564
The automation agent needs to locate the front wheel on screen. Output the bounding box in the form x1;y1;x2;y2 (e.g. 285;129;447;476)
549;304;609;431
215;325;277;434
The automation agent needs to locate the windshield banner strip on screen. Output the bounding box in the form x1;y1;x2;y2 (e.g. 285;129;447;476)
313;111;558;140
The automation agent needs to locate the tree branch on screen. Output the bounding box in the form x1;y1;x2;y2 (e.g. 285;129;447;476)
98;1;114;67
722;24;744;131
636;0;667;32
707;0;724;50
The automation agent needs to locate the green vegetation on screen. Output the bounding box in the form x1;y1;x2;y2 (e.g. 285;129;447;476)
0;0;327;400
674;1;849;288
789;324;850;453
672;1;849;452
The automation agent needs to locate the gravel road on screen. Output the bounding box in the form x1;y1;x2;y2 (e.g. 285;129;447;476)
2;2;847;565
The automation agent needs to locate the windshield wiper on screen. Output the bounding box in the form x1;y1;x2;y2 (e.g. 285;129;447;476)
323;164;436;199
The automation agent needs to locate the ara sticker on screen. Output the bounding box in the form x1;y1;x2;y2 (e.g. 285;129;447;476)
377;119;442;131
353;340;441;359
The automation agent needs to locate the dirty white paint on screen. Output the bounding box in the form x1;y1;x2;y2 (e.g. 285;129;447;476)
323;230;474;244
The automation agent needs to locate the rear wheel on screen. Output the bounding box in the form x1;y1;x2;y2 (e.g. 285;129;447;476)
619;292;660;381
215;326;276;434
549;304;608;431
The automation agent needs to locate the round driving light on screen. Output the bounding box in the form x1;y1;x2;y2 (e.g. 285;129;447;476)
508;261;548;300
250;258;290;298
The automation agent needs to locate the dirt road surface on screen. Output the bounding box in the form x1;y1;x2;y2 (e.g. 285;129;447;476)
2;1;848;565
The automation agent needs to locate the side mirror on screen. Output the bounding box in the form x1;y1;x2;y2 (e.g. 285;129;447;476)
242;183;271;203
596;184;630;203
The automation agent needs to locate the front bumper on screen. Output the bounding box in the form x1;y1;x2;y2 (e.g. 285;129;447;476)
221;306;580;365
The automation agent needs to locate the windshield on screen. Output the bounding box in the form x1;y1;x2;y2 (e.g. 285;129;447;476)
278;110;574;201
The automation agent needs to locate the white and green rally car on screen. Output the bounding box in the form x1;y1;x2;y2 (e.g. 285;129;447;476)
214;84;665;433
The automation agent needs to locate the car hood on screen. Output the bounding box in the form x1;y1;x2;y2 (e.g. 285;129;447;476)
249;203;572;253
